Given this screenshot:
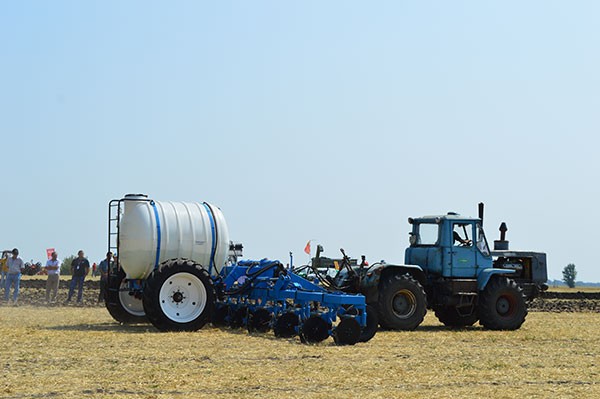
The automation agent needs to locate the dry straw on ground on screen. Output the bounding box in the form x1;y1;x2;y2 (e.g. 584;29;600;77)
1;306;598;399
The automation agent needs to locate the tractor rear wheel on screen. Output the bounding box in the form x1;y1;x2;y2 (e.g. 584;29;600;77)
378;273;426;330
105;268;147;324
434;306;478;328
478;277;527;330
143;259;215;332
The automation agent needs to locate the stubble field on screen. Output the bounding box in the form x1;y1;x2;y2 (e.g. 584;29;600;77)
0;281;599;399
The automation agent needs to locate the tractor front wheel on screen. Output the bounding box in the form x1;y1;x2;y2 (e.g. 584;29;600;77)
478;277;527;330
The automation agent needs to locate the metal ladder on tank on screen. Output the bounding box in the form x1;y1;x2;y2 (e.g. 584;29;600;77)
106;199;125;307
108;199;121;271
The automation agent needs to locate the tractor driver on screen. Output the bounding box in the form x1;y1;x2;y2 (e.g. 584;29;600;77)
453;225;472;246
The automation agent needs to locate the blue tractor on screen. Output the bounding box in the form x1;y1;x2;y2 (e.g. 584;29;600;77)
322;204;548;330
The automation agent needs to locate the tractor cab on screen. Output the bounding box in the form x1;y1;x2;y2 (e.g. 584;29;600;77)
405;213;493;278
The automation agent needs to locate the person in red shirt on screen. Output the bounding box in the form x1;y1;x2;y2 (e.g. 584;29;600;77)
360;255;369;267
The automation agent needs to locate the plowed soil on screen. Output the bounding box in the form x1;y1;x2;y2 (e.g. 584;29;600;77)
6;278;103;306
8;279;600;312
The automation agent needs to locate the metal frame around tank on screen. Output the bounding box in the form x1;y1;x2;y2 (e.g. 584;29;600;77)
108;196;155;272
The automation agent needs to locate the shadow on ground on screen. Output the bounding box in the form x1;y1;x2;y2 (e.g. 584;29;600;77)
45;322;156;333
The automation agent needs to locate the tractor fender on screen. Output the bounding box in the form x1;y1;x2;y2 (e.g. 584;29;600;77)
366;264;426;288
477;268;516;291
359;264;426;305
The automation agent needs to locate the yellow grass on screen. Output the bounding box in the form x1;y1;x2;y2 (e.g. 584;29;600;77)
1;308;598;399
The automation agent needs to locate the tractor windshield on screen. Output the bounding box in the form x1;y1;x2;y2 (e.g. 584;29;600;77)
476;223;491;257
452;223;471;246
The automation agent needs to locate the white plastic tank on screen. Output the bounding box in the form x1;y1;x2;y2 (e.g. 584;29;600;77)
118;194;230;279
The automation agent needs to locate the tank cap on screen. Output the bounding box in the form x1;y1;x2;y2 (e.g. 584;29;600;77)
124;193;148;198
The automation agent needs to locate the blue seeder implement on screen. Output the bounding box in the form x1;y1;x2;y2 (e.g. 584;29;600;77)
213;259;376;345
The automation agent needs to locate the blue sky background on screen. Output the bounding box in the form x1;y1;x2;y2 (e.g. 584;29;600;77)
1;1;599;281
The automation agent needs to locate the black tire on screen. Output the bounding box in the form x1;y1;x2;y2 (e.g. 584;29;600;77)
434;306;478;328
247;308;273;333
230;306;248;329
378;273;427;330
212;304;230;327
274;312;300;338
478;277;527;330
358;305;378;342
299;314;331;344
105;268;147;324
333;316;361;346
142;259;215;332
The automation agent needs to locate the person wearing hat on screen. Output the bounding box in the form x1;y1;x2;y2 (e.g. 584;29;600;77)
4;248;24;305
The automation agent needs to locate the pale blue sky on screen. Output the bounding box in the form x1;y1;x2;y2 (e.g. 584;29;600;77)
1;1;599;281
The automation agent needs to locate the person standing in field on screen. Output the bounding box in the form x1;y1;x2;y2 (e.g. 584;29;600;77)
44;252;61;303
0;251;9;287
66;250;89;304
97;252;112;303
4;248;24;305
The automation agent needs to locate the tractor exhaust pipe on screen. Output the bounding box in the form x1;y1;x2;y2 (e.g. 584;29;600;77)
494;222;510;251
478;202;484;225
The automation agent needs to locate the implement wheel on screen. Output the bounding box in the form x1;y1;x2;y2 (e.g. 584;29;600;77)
212;304;230;327
248;308;273;333
358;305;378;342
378;273;427;330
478;277;527;330
299;314;330;344
333;316;361;346
274;312;300;338
143;259;214;332
230;306;248;329
106;268;147;324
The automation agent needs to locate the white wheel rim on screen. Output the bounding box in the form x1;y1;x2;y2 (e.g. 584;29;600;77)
119;281;145;317
159;272;207;323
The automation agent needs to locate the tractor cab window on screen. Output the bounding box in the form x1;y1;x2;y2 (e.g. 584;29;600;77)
452;223;472;246
476;223;491;257
411;223;439;246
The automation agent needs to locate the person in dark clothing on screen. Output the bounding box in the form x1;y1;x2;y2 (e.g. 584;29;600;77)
453;230;472;246
66;250;90;303
360;255;369;267
97;252;112;303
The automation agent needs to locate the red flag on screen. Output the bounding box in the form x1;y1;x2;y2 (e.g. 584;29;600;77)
304;241;311;255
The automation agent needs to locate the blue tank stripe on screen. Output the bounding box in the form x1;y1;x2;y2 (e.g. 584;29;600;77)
151;201;162;271
203;202;217;274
